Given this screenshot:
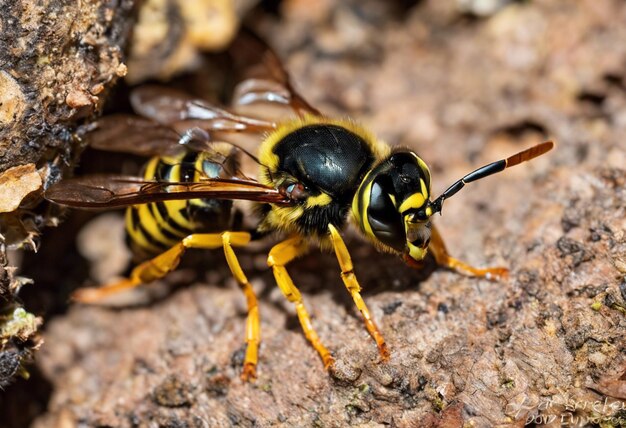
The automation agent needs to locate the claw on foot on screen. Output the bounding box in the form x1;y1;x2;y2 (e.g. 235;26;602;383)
378;342;391;362
241;363;258;382
484;267;509;281
322;354;336;371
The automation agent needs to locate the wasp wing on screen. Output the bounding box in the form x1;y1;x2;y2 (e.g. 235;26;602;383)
230;31;321;116
130;85;277;133
81;114;186;157
81;114;257;162
45;175;290;208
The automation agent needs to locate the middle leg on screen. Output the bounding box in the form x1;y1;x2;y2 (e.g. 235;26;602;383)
267;236;335;370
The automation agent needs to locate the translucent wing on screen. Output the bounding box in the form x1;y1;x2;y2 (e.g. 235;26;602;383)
81;114;185;157
130;85;277;132
45;175;291;208
229;31;321;116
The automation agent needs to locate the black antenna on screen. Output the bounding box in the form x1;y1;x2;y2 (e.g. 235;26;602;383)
429;141;554;215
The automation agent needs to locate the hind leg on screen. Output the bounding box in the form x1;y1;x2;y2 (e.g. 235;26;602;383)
73;232;261;381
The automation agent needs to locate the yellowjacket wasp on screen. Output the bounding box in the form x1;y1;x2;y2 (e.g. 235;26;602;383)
45;33;553;381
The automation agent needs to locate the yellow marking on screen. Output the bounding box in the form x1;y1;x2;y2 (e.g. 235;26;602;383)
264;205;304;234
163;199;194;230
351;168;374;234
169;162;181;181
407;242;427;261
358;180;375;239
425;206;433;217
125;207;162;254
148;203;185;238
399;192;426;213
143;157;160;180
305;192;332;208
388;194;396;207
414;154;431;186
328;224;389;360
137;204;176;246
420;179;429;199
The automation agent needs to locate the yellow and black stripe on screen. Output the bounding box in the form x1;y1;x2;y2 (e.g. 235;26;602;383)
125;149;236;257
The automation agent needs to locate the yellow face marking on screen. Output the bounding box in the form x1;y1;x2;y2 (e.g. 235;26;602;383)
420;179;429;199
358;180;375;239
414;154;431;185
399;192;426;213
407;242;428;261
425;206;433;217
305;192;333;208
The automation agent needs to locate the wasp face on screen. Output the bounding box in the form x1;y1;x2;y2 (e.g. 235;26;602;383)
353;150;433;264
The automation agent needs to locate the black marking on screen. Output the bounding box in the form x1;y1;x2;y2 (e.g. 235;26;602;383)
273;124;375;202
130;207;141;231
296;200;350;236
180;152;199;182
156;161;174;181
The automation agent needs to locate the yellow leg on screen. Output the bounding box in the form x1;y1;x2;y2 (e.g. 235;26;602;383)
328;225;390;361
429;225;508;280
72;232;261;381
221;232;260;381
267;236;334;370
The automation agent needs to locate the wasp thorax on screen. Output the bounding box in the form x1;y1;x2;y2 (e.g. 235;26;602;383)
353;149;433;262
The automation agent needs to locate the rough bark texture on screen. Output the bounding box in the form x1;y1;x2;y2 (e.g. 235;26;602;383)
4;0;626;427
0;0;135;173
0;0;137;396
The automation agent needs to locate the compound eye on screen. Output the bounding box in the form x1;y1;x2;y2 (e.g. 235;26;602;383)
283;182;308;201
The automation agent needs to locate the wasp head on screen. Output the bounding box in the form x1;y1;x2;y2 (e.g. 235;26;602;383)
353;149;434;265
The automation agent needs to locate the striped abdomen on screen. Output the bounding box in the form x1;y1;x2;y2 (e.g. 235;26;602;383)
125;149;236;257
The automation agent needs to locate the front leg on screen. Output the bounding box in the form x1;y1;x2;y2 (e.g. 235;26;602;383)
428;224;508;280
328;224;390;361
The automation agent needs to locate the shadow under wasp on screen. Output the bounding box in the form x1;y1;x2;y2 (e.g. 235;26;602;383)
45;33;554;381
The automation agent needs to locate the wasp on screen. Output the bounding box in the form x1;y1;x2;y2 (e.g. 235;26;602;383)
45;33;553;381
